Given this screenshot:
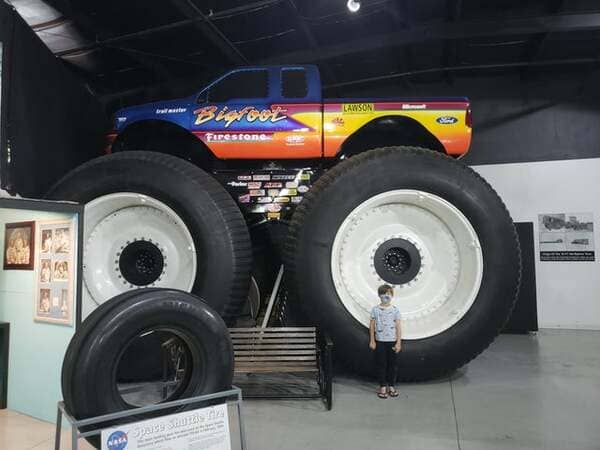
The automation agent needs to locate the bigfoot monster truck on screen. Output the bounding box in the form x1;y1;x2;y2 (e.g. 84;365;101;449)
48;65;520;380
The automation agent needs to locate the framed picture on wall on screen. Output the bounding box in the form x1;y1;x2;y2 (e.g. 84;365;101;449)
3;221;35;270
34;220;75;326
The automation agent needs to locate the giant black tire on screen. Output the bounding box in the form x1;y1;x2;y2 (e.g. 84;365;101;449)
285;147;521;381
47;151;252;323
62;289;234;448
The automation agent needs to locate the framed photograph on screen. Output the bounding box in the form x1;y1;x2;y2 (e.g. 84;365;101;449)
3;221;35;270
34;219;75;326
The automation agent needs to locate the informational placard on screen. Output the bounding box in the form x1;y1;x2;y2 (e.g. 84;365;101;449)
538;213;595;262
101;403;231;450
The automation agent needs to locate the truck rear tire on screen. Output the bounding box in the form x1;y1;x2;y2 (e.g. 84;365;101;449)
47;151;252;323
285;147;520;380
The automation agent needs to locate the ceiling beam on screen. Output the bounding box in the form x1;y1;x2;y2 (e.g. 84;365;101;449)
520;0;567;69
285;0;338;85
169;0;248;65
324;56;600;89
262;12;600;64
54;0;281;57
46;0;174;84
442;0;463;84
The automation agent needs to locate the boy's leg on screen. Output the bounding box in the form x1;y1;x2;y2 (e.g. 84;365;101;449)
375;342;388;388
386;343;398;387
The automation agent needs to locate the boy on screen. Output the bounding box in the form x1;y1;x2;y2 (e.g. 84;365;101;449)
369;284;402;398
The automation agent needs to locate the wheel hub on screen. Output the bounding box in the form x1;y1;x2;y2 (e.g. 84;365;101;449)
374;238;421;284
118;240;165;286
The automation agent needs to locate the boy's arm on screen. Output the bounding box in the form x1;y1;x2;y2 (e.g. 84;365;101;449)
369;319;376;349
394;319;402;352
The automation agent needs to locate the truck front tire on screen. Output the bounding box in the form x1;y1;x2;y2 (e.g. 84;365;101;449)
285;147;520;380
47;151;252;323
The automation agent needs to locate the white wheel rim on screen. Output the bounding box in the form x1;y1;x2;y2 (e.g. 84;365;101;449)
331;190;483;340
82;193;197;318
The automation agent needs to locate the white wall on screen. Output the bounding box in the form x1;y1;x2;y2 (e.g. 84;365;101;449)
472;158;600;330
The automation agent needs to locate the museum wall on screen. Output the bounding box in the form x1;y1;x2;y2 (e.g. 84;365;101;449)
473;158;600;330
0;2;107;198
0;208;78;422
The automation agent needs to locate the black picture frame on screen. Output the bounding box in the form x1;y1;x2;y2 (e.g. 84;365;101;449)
3;220;35;270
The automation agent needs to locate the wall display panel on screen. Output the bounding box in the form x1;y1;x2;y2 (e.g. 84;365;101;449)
35;220;75;325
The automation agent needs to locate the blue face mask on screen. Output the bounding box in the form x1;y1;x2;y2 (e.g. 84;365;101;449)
380;294;392;304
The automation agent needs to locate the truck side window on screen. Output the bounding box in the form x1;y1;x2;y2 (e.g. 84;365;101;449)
281;69;308;99
207;70;268;103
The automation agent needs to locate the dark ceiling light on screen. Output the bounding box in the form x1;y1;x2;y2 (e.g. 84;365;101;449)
347;0;361;13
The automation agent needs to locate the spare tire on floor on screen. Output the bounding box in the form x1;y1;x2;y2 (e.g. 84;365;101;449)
46;151;252;323
285;147;521;381
62;289;233;448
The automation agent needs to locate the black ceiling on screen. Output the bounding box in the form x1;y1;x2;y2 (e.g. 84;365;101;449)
26;0;600;109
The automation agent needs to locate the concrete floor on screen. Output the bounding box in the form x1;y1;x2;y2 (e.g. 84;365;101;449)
1;329;598;450
242;329;600;450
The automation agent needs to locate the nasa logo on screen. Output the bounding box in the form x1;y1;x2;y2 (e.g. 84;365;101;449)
107;431;128;450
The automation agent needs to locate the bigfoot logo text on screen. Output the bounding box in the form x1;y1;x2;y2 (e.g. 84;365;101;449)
194;105;288;127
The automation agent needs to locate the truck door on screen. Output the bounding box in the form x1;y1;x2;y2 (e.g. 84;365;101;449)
275;67;322;158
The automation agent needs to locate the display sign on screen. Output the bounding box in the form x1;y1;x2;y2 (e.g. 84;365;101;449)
101;403;231;450
538;212;595;262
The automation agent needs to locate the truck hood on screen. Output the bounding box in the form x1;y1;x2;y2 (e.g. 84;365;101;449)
113;98;193;131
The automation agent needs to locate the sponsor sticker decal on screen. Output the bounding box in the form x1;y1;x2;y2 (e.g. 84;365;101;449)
257;197;273;204
205;132;272;142
272;174;297;181
237;175;252;181
436;116;459;125
156;107;187;114
248;182;262;189
264;182;283;189
291;196;303;204
402;103;427;110
332;117;345;126
253;174;271;181
342;103;374;114
267;212;281;220
266;204;282;212
285;182;298;189
299;173;311;181
267;189;280;197
249;190;265;197
274;197;290;203
280;188;297;196
238;194;251;203
250;205;267;213
285;135;305;146
297;185;309;193
227;181;247;188
106;431;128;450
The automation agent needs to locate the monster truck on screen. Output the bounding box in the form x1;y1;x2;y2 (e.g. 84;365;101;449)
48;65;520;380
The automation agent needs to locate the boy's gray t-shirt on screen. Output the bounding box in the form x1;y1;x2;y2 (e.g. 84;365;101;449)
371;305;401;342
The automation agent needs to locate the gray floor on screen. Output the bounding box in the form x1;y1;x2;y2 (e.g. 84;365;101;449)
239;330;600;450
